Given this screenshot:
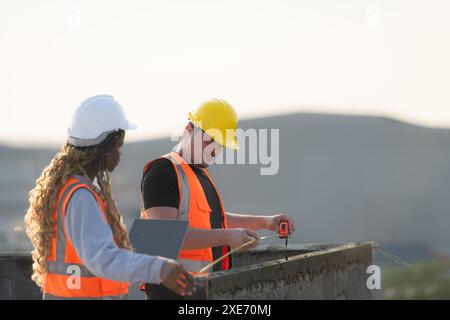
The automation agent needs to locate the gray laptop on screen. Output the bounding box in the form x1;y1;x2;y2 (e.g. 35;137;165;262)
129;219;189;259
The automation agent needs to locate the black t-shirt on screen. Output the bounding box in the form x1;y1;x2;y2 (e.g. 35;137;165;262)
141;158;231;259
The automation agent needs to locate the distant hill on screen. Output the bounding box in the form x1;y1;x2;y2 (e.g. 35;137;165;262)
1;112;450;253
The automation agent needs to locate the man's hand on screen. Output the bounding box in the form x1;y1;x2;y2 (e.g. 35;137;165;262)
225;228;261;251
264;213;296;235
160;259;196;296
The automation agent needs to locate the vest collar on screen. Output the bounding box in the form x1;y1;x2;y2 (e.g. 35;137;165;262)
73;174;93;186
170;151;189;165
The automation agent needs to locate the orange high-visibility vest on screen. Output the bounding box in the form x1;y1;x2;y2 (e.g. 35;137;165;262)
141;152;230;274
43;176;129;300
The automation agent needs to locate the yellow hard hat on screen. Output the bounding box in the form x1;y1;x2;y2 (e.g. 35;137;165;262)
188;98;239;150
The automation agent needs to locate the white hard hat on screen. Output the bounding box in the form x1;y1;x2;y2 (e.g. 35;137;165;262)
68;95;137;147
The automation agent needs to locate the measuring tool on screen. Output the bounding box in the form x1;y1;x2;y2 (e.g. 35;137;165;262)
279;221;290;261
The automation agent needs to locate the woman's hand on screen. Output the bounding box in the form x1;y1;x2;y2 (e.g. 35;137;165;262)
264;213;296;235
160;259;196;296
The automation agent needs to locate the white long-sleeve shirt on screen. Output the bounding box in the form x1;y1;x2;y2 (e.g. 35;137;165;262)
65;187;165;285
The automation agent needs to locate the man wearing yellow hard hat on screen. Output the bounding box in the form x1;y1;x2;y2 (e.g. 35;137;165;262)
140;98;296;299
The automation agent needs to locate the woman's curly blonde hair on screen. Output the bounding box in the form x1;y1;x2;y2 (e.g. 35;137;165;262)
24;130;131;287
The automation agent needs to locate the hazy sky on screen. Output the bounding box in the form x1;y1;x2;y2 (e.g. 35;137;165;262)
1;0;449;147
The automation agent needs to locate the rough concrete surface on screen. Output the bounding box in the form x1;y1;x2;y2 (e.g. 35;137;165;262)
190;242;374;300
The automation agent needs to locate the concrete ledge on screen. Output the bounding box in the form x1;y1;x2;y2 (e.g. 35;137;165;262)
0;252;41;300
192;242;374;300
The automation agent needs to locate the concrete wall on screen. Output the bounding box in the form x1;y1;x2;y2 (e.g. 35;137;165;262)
0;242;374;300
0;253;41;300
193;242;374;300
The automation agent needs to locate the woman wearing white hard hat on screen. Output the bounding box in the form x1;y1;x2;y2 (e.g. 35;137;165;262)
24;95;195;299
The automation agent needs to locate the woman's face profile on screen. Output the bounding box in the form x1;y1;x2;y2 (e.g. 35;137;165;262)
104;134;125;172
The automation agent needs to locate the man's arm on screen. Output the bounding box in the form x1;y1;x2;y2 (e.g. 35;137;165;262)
226;212;296;234
225;212;268;231
143;207;260;250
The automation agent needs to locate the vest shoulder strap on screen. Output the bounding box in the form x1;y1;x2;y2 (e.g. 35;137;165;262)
141;153;190;220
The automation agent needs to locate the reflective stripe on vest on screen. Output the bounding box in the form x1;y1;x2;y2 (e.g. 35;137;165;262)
43;292;128;300
162;153;190;219
178;259;210;273
43;176;129;300
141;152;230;274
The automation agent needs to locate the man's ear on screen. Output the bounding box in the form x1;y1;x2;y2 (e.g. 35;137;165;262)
185;123;193;133
184;123;195;139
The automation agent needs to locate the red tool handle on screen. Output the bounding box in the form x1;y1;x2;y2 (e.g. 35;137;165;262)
279;221;289;239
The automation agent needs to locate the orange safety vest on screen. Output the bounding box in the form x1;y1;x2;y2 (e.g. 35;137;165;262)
141;152;230;274
43;176;129;300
